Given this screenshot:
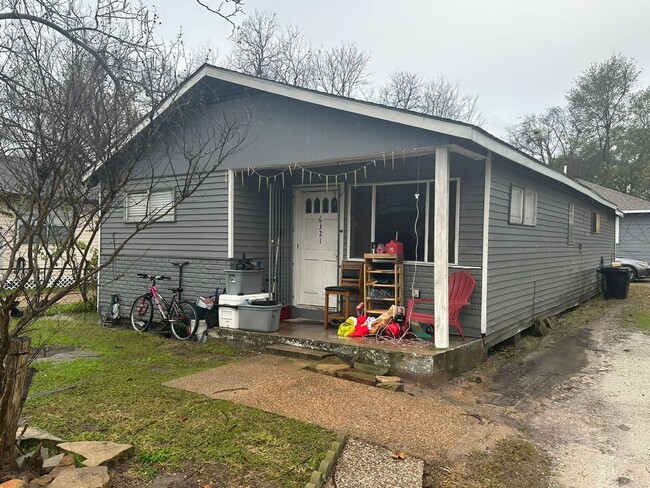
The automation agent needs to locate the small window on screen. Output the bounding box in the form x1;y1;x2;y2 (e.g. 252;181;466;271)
509;186;524;224
305;198;312;214
314;198;321;213
523;191;537;225
568;203;575;245
125;188;175;223
591;212;601;234
509;185;537;226
331;197;338;213
323;198;329;213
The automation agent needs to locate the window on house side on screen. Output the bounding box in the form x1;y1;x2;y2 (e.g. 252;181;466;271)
509;186;537;226
591;212;601;234
568;203;575;245
124;189;175;223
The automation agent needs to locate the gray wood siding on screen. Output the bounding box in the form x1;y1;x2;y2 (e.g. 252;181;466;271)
233;179;269;260
486;157;616;346
101;172;228;260
617;213;650;261
217;94;450;169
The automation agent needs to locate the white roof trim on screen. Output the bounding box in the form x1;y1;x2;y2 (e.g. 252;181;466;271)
620;209;650;214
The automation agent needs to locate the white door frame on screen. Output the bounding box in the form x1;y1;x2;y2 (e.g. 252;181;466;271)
292;184;345;307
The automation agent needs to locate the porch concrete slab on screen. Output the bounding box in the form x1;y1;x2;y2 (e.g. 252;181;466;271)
265;343;334;360
165;354;510;462
209;321;486;386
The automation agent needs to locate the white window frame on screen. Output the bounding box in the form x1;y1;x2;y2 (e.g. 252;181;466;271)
124;188;175;223
346;178;460;265
509;185;537;226
568;203;575;246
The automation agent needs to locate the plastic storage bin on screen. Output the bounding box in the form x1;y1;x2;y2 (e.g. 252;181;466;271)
225;270;264;295
218;293;269;329
238;301;283;332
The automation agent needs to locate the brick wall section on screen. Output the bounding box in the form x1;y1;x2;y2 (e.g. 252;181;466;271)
98;255;239;316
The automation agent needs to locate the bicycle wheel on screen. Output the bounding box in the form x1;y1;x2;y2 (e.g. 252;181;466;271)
131;294;153;332
169;300;199;340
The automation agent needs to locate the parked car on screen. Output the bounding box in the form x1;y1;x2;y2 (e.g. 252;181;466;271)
613;258;650;281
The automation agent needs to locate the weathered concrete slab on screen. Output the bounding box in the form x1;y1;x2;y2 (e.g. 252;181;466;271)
48;466;111;488
57;441;132;466
266;343;333;360
353;362;389;376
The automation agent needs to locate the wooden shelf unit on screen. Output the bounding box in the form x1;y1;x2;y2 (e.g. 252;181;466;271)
363;253;403;316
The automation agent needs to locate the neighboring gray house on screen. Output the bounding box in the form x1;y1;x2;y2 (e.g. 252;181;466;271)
578;179;650;262
99;65;617;348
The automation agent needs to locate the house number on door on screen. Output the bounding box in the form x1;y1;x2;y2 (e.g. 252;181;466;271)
318;215;323;244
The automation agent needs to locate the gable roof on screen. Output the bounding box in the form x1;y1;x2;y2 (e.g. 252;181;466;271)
577;179;650;213
117;64;617;211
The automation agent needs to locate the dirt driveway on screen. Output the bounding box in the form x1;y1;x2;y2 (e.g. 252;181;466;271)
441;282;650;487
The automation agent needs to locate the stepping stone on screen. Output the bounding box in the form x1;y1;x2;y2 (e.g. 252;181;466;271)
377;382;405;392
16;426;63;449
0;480;28;488
57;441;133;466
353;362;389;376
43;453;66;473
305;357;350;375
265;344;333;360
48;466;111;488
338;370;376;386
376;375;402;383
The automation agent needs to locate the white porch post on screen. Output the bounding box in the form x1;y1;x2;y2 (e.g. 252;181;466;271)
227;169;234;259
434;147;450;348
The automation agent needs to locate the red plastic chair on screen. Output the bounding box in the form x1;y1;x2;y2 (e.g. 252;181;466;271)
406;271;476;341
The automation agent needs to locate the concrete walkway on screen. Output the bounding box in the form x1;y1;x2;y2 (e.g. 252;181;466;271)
164;354;512;462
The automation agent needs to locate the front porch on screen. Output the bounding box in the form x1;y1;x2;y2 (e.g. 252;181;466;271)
208;319;486;385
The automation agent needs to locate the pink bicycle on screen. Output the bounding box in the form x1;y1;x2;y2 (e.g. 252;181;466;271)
130;273;198;340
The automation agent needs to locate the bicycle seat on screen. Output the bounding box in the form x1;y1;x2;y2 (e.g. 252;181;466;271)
169;287;183;293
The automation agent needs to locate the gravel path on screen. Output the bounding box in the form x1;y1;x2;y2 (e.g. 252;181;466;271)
323;437;424;488
164;354;513;462
527;311;650;487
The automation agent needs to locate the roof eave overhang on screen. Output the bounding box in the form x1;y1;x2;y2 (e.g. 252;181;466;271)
96;64;617;211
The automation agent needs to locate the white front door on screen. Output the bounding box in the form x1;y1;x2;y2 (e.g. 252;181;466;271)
294;188;340;307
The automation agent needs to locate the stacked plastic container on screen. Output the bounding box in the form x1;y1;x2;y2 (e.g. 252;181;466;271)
218;270;282;332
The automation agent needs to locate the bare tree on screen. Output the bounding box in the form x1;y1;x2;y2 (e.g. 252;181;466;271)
507;106;583;169
227;10;282;78
315;43;371;98
0;0;246;475
420;75;485;125
378;70;423;110
271;24;317;88
377;70;485;125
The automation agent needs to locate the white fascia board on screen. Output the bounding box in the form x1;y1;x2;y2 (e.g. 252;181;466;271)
620;209;650;214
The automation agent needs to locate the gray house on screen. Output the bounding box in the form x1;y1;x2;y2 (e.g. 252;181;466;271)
578;179;650;262
99;65;617;348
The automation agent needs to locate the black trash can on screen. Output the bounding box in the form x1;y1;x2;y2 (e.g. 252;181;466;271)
598;266;631;299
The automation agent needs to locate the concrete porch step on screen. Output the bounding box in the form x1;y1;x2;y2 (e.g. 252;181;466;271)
265;344;334;361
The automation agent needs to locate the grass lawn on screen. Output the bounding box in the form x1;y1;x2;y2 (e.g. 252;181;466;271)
23;314;335;487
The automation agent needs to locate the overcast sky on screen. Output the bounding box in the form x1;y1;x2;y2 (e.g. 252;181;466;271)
146;0;650;137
